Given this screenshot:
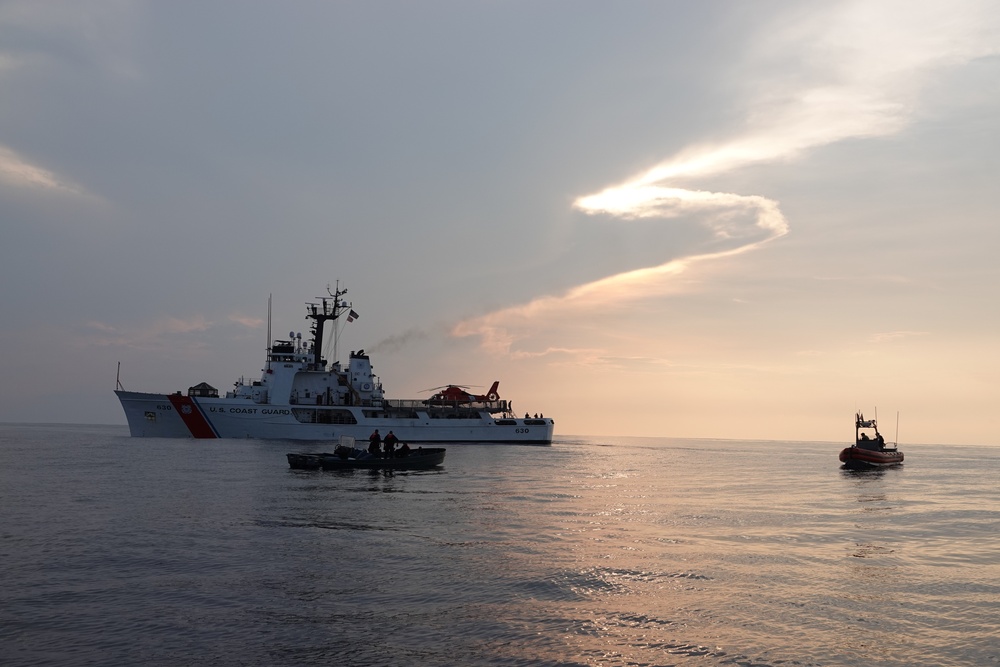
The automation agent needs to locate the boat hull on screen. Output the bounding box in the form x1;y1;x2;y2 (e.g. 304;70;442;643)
287;448;446;471
839;446;904;469
116;390;553;444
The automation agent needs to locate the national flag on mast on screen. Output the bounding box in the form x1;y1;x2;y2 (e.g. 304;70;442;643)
346;309;359;323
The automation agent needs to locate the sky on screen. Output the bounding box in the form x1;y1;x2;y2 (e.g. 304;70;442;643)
1;1;998;445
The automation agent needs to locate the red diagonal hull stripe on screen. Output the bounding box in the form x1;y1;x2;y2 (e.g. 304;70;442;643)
168;394;218;438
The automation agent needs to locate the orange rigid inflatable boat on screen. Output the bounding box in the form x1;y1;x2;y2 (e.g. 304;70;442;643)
839;411;904;469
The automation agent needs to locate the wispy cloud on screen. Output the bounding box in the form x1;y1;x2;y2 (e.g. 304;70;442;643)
0;144;84;194
0;0;141;79
228;314;265;329
0;1;142;198
456;0;999;356
869;330;928;344
83;316;214;352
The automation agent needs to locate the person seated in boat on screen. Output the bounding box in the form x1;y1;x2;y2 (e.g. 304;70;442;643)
860;433;869;441
876;433;885;446
383;430;399;458
369;429;382;457
397;442;411;458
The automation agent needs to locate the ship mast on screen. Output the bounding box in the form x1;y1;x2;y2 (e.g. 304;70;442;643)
306;284;348;369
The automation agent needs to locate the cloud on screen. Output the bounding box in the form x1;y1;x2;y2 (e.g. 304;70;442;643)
869;331;928;344
228;314;265;329
0;144;84;194
455;0;1000;355
576;187;787;250
83;316;214;352
0;2;142;200
0;0;141;79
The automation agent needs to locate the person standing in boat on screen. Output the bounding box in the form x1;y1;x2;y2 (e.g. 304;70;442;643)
369;429;382;457
383;430;398;458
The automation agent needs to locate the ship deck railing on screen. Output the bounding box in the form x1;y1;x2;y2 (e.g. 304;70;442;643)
382;398;509;413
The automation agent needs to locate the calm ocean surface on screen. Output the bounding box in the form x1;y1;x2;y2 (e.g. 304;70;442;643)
2;424;998;666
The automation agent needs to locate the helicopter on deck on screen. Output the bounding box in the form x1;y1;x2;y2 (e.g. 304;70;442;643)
424;381;501;405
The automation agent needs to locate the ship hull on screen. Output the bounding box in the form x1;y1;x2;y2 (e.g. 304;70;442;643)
116;390;553;444
839;446;904;469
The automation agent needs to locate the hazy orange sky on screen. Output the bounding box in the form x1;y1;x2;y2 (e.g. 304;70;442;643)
2;1;998;445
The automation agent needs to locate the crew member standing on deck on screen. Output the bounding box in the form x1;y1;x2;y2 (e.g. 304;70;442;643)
383;430;398;458
369;429;382;458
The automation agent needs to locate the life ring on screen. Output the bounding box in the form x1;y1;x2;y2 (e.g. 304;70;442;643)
487;392;499;401
362;383;372;391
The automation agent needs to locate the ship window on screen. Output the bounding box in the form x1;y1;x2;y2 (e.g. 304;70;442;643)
292;408;358;425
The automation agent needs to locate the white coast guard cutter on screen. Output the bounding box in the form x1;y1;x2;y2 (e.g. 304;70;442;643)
115;286;554;444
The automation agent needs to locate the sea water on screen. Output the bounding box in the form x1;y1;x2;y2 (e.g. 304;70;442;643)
1;423;998;666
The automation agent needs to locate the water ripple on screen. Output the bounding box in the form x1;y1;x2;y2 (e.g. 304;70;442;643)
3;427;999;666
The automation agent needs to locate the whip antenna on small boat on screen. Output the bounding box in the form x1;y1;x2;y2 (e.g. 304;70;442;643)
895;411;900;446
